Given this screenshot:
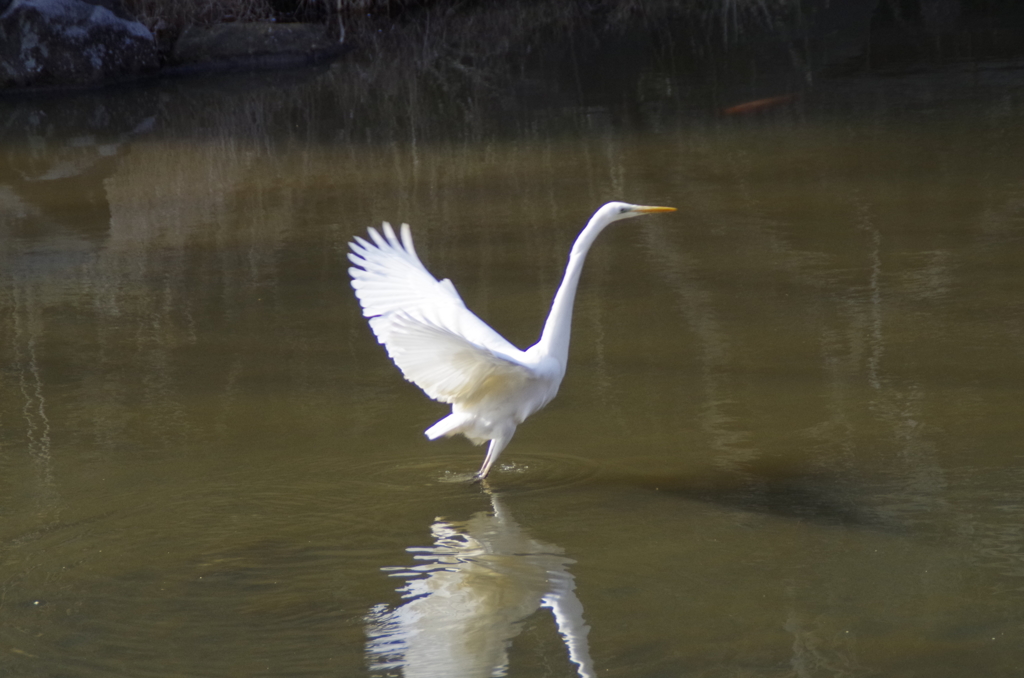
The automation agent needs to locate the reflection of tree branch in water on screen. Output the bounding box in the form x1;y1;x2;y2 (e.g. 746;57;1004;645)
365;490;595;678
637;164;963;532
9;284;60;524
641;225;754;468
855;207;884;393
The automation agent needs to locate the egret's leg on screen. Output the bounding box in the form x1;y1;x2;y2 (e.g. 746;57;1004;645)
476;436;511;479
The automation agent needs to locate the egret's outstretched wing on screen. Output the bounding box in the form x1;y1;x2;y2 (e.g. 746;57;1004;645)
374;313;532;405
348;222;461;319
349;222;532;403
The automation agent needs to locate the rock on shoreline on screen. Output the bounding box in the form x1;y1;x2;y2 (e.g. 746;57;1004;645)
0;0;345;92
0;0;159;89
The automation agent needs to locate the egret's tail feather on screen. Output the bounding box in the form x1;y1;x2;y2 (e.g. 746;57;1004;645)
425;413;469;440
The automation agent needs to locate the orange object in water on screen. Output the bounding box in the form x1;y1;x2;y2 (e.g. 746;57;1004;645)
722;94;796;115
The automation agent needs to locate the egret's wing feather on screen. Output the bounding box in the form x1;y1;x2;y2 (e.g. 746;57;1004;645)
349;222;531;403
348;222;465;316
372;313;532;405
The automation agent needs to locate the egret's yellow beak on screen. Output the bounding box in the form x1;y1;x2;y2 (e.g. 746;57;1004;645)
633;205;677;214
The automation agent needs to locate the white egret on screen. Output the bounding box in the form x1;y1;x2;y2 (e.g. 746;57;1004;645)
348;201;676;479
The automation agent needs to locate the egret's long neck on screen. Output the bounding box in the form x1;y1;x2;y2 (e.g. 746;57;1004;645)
536;212;616;366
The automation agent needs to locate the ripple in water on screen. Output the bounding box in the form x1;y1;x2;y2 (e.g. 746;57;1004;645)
350;449;600;493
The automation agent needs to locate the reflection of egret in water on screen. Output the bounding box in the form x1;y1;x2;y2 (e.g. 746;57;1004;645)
365;491;594;678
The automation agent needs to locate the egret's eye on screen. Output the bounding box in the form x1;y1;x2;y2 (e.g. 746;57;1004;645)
618;206;630;214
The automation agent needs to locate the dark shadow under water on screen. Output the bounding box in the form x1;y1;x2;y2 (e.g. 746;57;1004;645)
605;460;902;532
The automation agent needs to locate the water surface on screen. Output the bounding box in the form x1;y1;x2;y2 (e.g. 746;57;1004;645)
2;39;1024;678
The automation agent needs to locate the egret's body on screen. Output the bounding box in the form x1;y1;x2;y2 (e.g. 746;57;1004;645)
348;201;675;478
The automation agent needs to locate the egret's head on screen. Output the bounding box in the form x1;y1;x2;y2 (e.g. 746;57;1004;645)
603;201;677;223
574;202;676;255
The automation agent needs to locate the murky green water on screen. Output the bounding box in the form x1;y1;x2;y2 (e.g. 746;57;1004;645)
3;33;1024;678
